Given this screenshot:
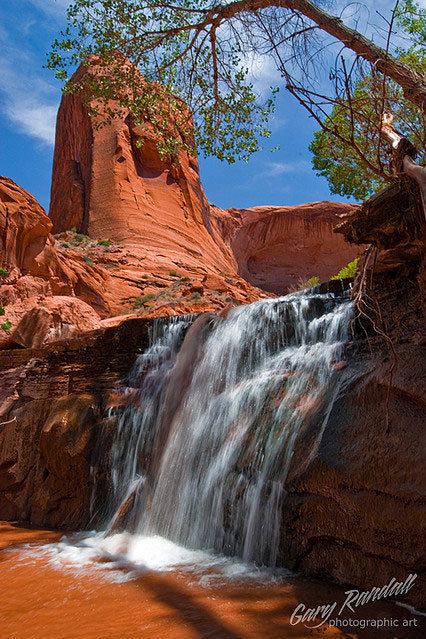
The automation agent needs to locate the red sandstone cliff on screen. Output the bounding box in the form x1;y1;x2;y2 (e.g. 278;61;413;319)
1;62;362;349
48;62;361;302
218;203;361;294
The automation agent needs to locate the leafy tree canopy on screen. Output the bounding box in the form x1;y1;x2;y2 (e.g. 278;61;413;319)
309;0;426;200
48;0;426;193
49;0;285;162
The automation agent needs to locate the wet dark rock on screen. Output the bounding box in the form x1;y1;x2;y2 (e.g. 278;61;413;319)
0;317;153;528
279;179;425;608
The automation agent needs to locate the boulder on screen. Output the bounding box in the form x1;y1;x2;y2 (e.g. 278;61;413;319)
11;297;101;349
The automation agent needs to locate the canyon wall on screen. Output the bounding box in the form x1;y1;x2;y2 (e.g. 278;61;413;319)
49;76;359;299
1;59;361;350
0;187;424;605
1;60;423;609
225;203;360;294
281;179;425;607
1;245;423;606
0;316;154;528
48;61;360;304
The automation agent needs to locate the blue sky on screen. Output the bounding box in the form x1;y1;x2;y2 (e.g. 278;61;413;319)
0;0;416;212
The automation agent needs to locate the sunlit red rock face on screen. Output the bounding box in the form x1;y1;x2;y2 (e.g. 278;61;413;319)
48;64;259;311
49;61;361;306
1;62;361;349
0;177;109;349
216;202;360;294
0;174;253;352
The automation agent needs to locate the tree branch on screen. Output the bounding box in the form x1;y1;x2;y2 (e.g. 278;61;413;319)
381;113;426;218
201;0;426;112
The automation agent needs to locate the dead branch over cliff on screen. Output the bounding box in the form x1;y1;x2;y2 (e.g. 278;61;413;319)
102;0;425;113
381;113;426;220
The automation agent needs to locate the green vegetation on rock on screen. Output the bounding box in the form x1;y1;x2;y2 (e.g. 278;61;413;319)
134;294;156;308
303;276;320;289
331;258;359;281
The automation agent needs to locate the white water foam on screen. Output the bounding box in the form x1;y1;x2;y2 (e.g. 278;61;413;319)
15;532;290;585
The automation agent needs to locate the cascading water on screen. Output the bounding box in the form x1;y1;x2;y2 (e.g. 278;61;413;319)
102;315;194;529
97;288;353;570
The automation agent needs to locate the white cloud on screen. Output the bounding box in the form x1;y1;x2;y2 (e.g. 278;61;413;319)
28;0;70;19
245;53;282;97
267;160;311;176
0;37;59;145
2;95;57;145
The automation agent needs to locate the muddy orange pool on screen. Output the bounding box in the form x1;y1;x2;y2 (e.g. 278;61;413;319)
0;523;423;639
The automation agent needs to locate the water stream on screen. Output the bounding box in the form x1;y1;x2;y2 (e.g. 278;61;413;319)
17;288;353;585
92;288;353;572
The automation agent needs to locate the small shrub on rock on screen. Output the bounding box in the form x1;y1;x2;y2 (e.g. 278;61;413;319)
296;275;320;291
331;258;359;280
134;294;156;308
1;320;12;332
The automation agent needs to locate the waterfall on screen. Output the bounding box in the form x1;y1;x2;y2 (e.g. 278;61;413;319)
100;289;353;569
101;315;194;527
